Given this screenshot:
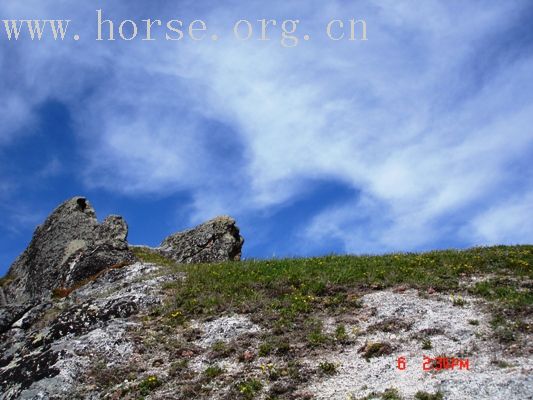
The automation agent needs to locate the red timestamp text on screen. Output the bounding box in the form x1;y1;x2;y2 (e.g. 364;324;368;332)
396;356;470;371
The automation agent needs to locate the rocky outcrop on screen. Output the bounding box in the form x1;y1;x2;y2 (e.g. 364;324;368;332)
2;197;134;307
160;216;244;263
0;262;178;400
1;200;244;313
0;197;247;399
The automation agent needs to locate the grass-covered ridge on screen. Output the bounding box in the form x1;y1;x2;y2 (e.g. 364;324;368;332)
124;245;532;399
136;245;532;336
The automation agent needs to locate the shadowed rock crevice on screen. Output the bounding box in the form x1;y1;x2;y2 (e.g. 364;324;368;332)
0;347;62;394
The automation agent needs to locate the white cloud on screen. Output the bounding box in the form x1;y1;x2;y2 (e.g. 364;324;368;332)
467;191;533;245
0;0;532;252
0;94;35;144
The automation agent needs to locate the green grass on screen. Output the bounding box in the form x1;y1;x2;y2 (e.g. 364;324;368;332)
203;365;224;380
335;324;348;342
356;388;403;400
76;246;530;400
421;337;432;350
414;391;443;400
318;361;338;375
469;277;533;309
258;341;274;357
154;245;531;354
166;246;532;317
306;320;331;347
138;375;162;396
235;378;263;399
209;340;235;358
451;294;467;307
382;389;403;400
490;314;518;343
132;246;178;268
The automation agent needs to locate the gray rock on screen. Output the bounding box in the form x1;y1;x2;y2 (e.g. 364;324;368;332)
1;197;134;306
0;261;174;400
160;216;244;263
0;199;246;399
0;304;35;335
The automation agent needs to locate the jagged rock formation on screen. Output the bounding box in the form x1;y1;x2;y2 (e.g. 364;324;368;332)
160;216;244;263
1;197;134;308
0;197;244;400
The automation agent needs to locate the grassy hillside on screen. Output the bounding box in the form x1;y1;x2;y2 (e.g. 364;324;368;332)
135;245;532;346
84;245;532;399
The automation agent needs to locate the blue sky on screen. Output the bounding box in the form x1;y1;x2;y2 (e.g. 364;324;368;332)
1;1;533;276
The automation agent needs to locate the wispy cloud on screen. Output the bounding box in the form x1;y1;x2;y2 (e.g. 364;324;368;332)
466;191;533;245
0;0;532;254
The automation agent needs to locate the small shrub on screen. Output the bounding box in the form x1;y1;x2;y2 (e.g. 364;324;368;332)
468;319;479;326
285;361;304;381
494;326;516;343
450;294;467;307
85;360;123;388
335;324;348;341
211;341;226;353
421;338;432;350
306;323;330;347
236;379;263;399
259;342;274;357
350;388;402;400
382;388;403;400
209;340;234;358
307;330;328;346
359;342;393;360
260;363;280;380
491;316;517;343
169;359;189;376
318;361;337;375
368;318;412;333
414;391;443;400
276;340;291;355
138;375;161;396
491;360;513;368
204;365;224;380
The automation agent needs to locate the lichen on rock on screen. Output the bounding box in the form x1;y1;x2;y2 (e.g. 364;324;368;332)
159;216;244;263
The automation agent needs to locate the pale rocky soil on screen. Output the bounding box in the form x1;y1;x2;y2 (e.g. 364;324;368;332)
184;288;533;400
2;262;532;400
304;289;533;399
